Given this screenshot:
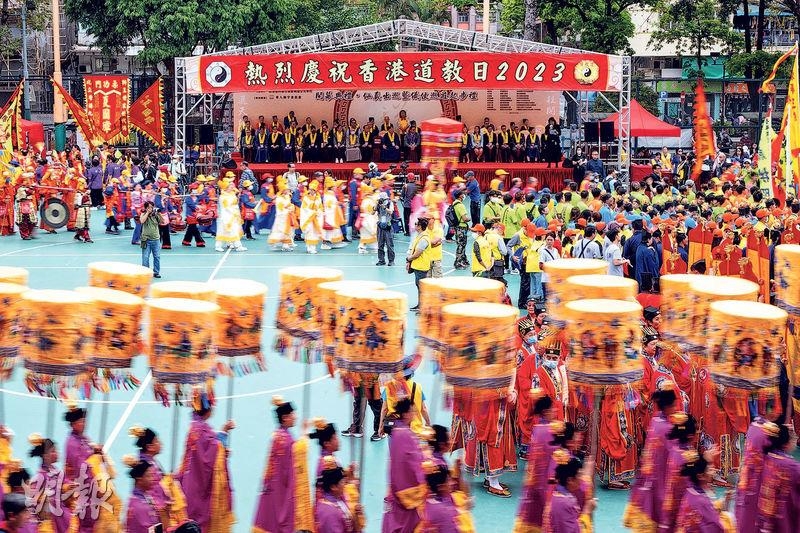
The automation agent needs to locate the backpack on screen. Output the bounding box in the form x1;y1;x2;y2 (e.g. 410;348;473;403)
445;202;459;228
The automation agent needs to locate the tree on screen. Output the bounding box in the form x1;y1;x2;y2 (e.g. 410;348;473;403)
594;82;660;117
64;0;380;73
649;0;743;75
775;0;800;34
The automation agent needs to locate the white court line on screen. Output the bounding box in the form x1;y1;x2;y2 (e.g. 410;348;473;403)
103;247;233;452
0;236;119;257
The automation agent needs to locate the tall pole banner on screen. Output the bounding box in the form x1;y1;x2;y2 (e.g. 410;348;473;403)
83;75;130;144
129;78;165;146
691;79;715;180
757;103;775;198
53;80;101;148
0;82;23;167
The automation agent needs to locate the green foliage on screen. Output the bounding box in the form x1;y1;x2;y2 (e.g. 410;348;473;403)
499;0;524;36
649;0;743;74
63;0;383;69
725;50;792;79
594;83;660;117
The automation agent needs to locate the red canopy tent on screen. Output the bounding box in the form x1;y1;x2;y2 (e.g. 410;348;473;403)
605;99;680;137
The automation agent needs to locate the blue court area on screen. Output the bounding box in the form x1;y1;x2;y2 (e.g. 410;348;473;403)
0;214;628;532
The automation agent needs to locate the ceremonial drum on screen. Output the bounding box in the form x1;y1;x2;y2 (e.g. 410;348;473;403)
563;275;638;302
0;283;28;373
542;259;608;327
774;244;800;408
209;278;268;358
74;287;144;369
276;267;343;362
317;280;386;352
333;289;407;374
660;274;712;348
20;290;93;377
0;267;28;286
563;299;643;385
439;302;518;396
706;300;787;390
150;281;216;302
687;277;759;353
146;298;219;384
418;277;505;349
88;261;152;297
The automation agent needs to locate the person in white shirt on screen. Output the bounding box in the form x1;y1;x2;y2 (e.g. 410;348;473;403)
604;228;629;276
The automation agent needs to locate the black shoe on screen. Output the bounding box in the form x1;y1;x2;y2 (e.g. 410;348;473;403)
388;262;394;266
342;427;362;438
153;273;161;278
410;305;419;311
342;238;351;243
376;261;386;266
294;235;303;242
370;432;386;442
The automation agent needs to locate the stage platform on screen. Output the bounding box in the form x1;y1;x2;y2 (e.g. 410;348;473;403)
229;160;573;191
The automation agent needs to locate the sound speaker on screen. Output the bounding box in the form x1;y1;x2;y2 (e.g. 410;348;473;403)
600;121;615;142
199;125;214;145
583;122;599;143
185;126;196;146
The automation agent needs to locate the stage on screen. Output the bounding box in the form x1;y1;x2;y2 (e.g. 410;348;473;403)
229;160;573;191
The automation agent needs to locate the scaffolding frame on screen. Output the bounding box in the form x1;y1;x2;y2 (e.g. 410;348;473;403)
174;19;631;176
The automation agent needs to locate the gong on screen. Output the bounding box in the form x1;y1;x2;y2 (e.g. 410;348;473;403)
41;198;70;229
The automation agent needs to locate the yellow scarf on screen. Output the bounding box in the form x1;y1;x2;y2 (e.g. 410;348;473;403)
336;131;344;143
387;132;396;143
293;438;313;532
309;132;318;144
271;132;280;143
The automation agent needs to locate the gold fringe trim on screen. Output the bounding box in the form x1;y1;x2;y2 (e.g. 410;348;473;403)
622;502;657;533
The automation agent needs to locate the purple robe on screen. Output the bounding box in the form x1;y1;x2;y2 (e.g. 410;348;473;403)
176;415;232;531
64;433;99;533
382;420;425;533
253;427;295;533
674;486;728;532
756;450;800;533
314;493;355;533
626;413;671;527
29;466;73;533
543;485;582;533
125;489;159;533
515;421;556;529
420;496;459;533
139;453;169;511
0;490;43;533
734;420;770;533
659;441;691;531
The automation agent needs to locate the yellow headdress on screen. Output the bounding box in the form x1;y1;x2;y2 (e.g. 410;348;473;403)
128;425;146;438
421;460;439;475
552;448;570;465
313;417;328;431
763;421;780;437
549;420;567;436
669;412;688;426
681;449;699;466
28;433;44;447
271;395;285;407
122;454;139;468
322;455;338;471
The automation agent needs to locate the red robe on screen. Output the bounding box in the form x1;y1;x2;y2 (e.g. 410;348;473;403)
514;345;538;444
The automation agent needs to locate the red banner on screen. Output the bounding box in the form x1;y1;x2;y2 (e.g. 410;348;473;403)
189;52;618;94
691;79;715;180
83;75;130;144
54;80;101;147
130;78;165;146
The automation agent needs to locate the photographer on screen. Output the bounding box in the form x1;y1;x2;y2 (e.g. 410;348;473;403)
375;192;396;266
140;201;162;278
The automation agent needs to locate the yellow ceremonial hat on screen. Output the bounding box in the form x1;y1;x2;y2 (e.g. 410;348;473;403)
352;167;365;175
370;178;382;189
219;178;230;189
309;180;319;191
324;176;335;189
242;179;253;188
167;175;177;183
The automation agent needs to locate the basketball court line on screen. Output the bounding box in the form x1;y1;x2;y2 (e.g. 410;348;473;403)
103;247;233;452
0;236;119;257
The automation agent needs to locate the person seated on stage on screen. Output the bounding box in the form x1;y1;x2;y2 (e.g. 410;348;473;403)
470;126;484;162
404;122;421;163
269;127;284;163
301;116;315;136
269;114;283;133
460;125;473;163
290;120;304;163
382;124;401;163
360;119;376;162
319;123;334;163
483;124;498;163
511;124;526;162
283;110;297;129
498;124;513;163
240;119;255;162
332;124;347;163
527;128;542;162
254;124;269;163
303;125;321;163
380;115;393;132
282;127;296;163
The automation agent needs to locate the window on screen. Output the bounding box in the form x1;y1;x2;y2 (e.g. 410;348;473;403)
457;11;469;24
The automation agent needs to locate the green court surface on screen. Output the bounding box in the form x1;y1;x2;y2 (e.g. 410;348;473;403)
0;214;628;532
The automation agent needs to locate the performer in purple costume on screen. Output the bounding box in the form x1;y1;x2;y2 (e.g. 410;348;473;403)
541;452;596;533
0;494;32;533
252;397;297;533
382;398;426;533
1;465;37;533
314;457;361;532
733;418;774;533
418;463;461;533
124;459;160;533
755;424;800;533
659;413;697;531
623;387;679;531
28;435;73;533
673;454;733;532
